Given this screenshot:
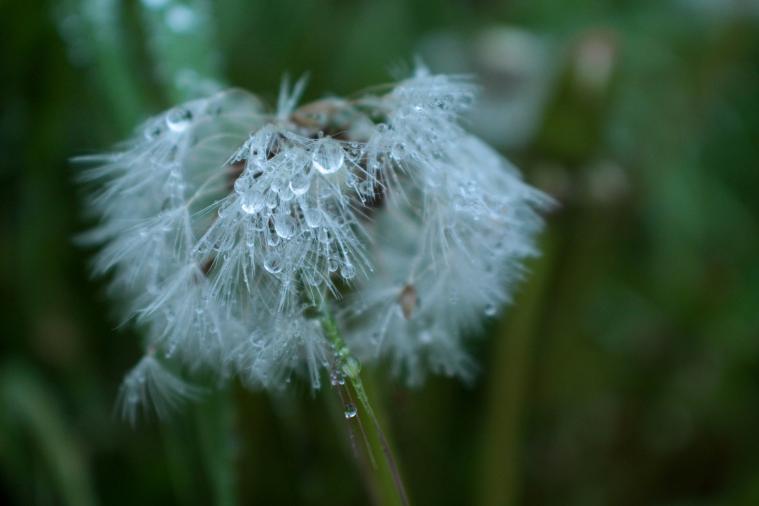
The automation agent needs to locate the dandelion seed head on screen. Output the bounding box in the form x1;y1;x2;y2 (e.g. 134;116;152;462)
80;66;551;420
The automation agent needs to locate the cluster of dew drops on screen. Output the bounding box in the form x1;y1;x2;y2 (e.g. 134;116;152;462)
225;123;369;282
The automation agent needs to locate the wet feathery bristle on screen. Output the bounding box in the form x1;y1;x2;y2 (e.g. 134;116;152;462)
79;67;552;421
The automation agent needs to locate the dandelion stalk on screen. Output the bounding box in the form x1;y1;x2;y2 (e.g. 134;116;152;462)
321;307;410;506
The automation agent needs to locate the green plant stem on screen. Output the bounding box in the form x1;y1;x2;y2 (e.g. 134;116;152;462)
321;308;411;506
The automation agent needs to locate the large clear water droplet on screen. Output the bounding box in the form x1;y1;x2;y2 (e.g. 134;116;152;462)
311;139;344;175
289;173;311;196
303;208;322;228
274;214;296;239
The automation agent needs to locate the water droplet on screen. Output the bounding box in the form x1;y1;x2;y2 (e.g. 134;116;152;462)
303;208;322;228
311;139;344;175
274;214;295;239
484;303;498;317
241;191;264;214
265;190;278;209
270;178;283;193
234;177;249;194
344;403;357;419
391;142;406;160
263;254;282;274
166;107;193;132
304;270;323;287
144;122;163;140
340;262;356;280
317;227;330;244
266;233;280;247
289;173;311;196
275;184;293;203
327;257;339;272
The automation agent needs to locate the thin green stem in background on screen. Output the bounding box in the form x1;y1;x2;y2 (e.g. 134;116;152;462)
477;236;556;506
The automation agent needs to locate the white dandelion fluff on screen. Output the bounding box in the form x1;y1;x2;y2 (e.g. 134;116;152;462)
79;65;551;420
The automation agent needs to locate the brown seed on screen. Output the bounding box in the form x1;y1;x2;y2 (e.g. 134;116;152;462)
398;284;417;320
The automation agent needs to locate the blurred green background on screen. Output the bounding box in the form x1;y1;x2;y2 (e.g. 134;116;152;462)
1;0;758;504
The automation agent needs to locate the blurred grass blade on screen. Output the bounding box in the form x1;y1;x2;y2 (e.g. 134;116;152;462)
195;388;238;506
477;236;556;506
139;0;223;102
0;361;96;506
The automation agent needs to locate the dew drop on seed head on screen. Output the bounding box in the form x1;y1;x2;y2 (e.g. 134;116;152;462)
266;233;280;247
144;122;163;140
304;271;323;287
263;254;283;274
241;191;264;214
265;190;279;209
289;173;311;196
233;177;248;195
303;208;322;228
166;107;193;132
391;142;406;160
340;262;356;280
278;185;295;202
344;403;357;419
312;139;344;175
317;227;330;244
274;214;295;239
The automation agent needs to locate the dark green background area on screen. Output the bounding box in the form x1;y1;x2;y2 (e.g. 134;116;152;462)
1;1;758;505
